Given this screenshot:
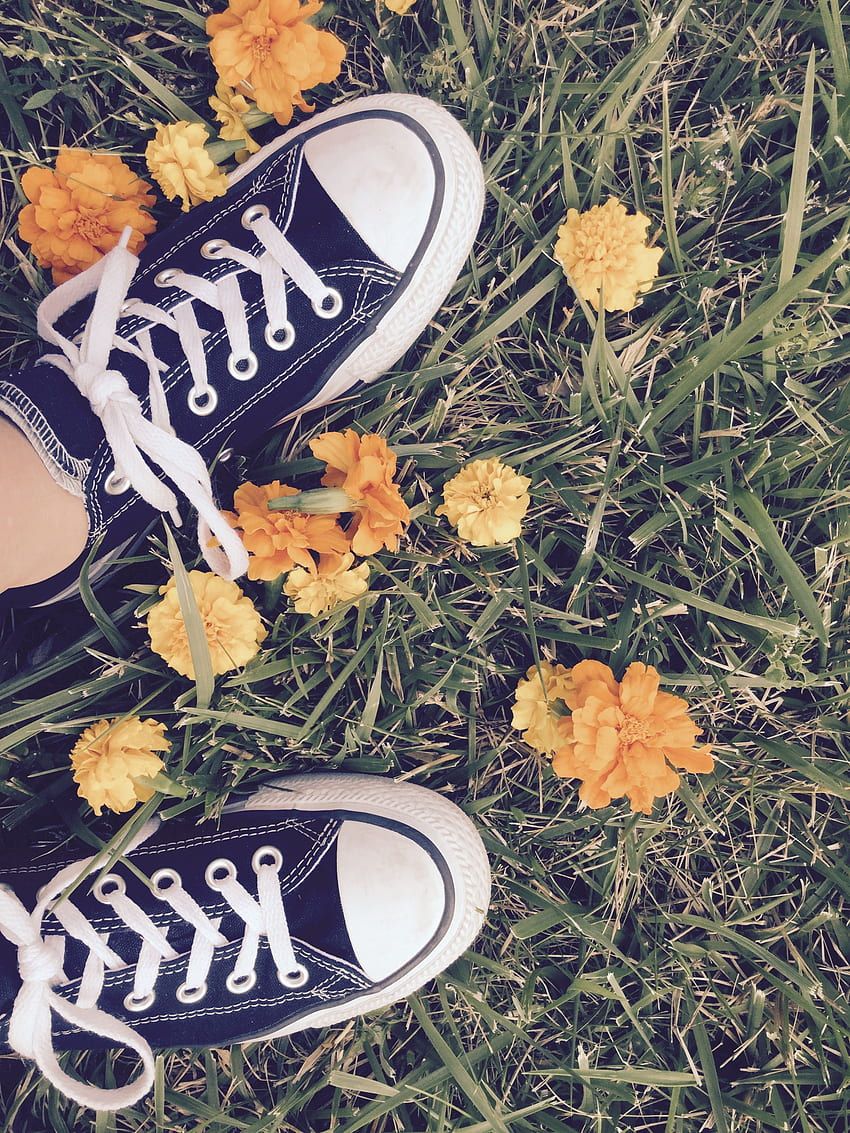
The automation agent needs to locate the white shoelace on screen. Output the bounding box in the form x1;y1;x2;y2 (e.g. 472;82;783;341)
36;209;343;580
0;837;305;1111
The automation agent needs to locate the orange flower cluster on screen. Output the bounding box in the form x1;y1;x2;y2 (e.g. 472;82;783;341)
229;430;410;615
514;659;713;815
230;480;350;581
310;429;410;556
18;148;156;284
207;0;346;126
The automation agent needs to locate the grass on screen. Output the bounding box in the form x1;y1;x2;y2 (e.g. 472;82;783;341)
1;0;850;1130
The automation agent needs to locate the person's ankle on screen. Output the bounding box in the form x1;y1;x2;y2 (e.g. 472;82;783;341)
0;418;89;591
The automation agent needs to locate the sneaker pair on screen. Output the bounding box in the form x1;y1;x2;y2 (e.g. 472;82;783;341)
0;96;490;1109
0;93;485;607
0;773;491;1110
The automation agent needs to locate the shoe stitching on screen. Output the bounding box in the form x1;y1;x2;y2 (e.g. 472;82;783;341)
85;271;395;535
0;815;324;877
36;820;340;936
47;941;370;1036
0;383;91;488
138;147;302;283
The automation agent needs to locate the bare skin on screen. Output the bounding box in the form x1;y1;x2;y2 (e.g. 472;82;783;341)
0;418;89;591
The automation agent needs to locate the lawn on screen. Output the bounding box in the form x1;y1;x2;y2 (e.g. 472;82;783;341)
1;0;849;1130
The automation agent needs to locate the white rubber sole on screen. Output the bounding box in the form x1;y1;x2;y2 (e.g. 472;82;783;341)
230;94;485;422
231;772;491;1039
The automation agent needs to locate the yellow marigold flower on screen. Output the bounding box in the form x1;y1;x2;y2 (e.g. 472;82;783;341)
230;480;350;581
384;0;416;12
207;0;346;127
147;570;267;679
310;430;411;556
436;458;531;547
70;717;170;816
512;661;575;755
553;198;663;313
552;660;714;815
144;122;228;212
18;147;156;285
209;80;261;161
284;551;369;615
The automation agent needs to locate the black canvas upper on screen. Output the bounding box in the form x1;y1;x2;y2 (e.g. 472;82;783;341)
0;107;447;609
0;802;452;1053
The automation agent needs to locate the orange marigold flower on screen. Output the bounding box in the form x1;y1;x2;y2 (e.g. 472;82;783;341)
207;0;346;127
18;147;156;285
231;480;350;581
310;430;411;556
551;661;714;815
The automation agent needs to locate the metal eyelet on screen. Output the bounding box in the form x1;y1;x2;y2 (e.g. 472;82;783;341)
176;981;207;1005
124;990;155;1013
278;964;309;989
227;351;259;381
218;446;234;463
241;204;270;229
312;288;343;320
200;239;230;260
264;322;295;351
188;386;218;416
104;469;131;495
120;298;140;315
154;268;181;287
226;970;257;995
205;858;237;891
151;868;181;897
251;845;283;873
93;874;126;903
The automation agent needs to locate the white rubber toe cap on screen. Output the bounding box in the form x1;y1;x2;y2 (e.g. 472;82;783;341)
303;118;438;273
336;820;447;982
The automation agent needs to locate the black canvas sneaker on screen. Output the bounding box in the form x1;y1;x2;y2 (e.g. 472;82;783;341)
0;773;490;1111
0;94;485;609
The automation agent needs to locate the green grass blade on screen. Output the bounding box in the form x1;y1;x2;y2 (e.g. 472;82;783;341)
732;486;827;642
778;49;815;288
164;526;214;709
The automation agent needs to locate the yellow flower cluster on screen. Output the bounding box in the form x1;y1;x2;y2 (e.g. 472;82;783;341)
70;717;170;816
145;122;228;212
227;430;410;617
513;659;714;815
147;570;267;679
554;198;663;313
437;457;531;547
18;148;156;284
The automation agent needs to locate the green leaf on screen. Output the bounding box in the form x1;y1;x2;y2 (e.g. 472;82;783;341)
164;526;215;709
732;487;827;642
778;50;815;289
